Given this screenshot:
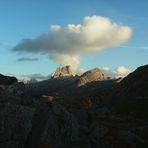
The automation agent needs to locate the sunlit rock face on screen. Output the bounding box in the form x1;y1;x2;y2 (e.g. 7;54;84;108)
0;74;17;85
77;68;105;86
51;65;73;79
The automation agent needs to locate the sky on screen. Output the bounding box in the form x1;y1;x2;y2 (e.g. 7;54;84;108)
0;0;148;80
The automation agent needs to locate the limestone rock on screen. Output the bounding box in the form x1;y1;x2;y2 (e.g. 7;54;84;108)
77;68;105;86
52;65;73;78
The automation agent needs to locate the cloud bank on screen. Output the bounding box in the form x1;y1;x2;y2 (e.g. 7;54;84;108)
12;16;132;72
102;66;131;78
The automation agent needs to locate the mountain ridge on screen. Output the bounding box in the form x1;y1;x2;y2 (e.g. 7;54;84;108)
0;64;147;148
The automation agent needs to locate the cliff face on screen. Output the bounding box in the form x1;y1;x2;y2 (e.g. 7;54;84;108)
51;65;73;78
77;68;105;86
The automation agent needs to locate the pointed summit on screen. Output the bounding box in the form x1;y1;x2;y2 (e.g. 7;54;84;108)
52;65;73;79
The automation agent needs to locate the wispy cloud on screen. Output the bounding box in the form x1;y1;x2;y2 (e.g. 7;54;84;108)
120;45;148;51
20;73;51;80
17;57;39;62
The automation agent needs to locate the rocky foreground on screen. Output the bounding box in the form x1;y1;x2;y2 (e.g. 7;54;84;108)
0;65;148;148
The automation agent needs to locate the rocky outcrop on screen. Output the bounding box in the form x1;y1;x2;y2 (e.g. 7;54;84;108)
0;74;17;85
25;98;147;148
0;103;35;148
52;65;73;79
77;68;105;86
110;64;148;119
25;99;110;148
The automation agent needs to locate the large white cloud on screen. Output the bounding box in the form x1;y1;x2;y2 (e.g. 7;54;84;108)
13;16;132;55
12;16;132;72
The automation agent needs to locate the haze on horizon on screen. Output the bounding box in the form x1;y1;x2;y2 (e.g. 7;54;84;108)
0;0;147;80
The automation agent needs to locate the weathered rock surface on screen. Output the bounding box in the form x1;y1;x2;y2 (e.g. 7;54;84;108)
77;68;105;86
52;65;73;79
0;103;35;148
25;99;110;148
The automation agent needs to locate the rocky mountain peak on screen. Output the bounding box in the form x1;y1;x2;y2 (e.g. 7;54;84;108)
51;65;73;79
77;68;105;86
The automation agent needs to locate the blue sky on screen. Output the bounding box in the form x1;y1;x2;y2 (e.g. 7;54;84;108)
0;0;148;79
